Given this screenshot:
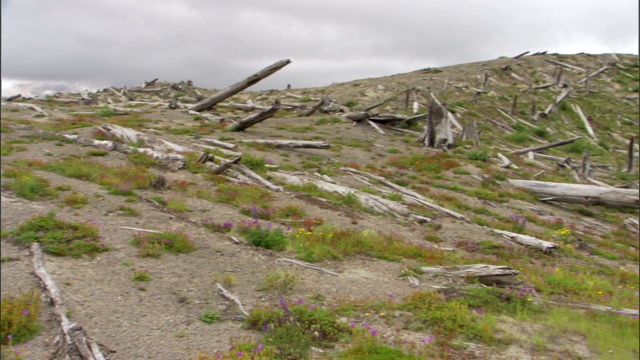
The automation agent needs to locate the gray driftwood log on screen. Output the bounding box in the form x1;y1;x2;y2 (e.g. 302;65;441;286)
512;136;582;155
189;59;291;112
508;179;640;208
235;139;330;149
421;264;520;286
228;101;280;132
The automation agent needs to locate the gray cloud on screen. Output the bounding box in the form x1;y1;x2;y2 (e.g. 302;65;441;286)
2;0;638;93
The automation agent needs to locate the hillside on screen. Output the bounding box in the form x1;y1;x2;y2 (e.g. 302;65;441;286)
1;52;639;360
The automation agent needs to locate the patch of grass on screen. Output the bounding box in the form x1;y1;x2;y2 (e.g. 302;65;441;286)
259;272;299;295
238;220;288;251
130;231;196;258
274;204;306;219
343;100;359;108
274;125;316;133
87;149;110;157
388;153;460;175
2;168;57;201
166;198;190;213
63;192;89;209
96;107;116;117
132;270;153;282
315;117;343;125
240;154;268;174
340;328;424;359
201;219;233;233
127;152;160;167
1;289;42;345
6;212;110;257
115;206;140;216
214;183;273;208
199;311;221;324
505;131;531;144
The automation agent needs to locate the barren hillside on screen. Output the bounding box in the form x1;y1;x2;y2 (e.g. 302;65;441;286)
1;52;639;360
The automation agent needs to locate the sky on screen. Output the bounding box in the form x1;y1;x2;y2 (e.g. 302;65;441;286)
1;0;638;96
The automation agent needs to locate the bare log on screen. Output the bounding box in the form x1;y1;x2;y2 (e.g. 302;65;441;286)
363;95;396;112
4;93;22;101
201;138;237;149
421;264;520;286
508;179;639;208
210;156;242;175
543;299;638;316
543;88;571;116
366;119;386;134
235;139;330;149
215;283;250;317
490;228;558;252
512;136;582;155
571;104;597;140
344;111;371;122
142;78;158;88
577;66;608;84
513;51;530;59
235;164;282;191
189;59;291;112
228;101;280;132
31;243;109;359
302;98;328;117
545;59;585;72
626;136;636;173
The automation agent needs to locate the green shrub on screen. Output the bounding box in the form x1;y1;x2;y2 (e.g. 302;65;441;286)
7;212;109;258
63;192;89;209
199;311;221;324
130;231;196;258
132;270;153;282
238;221;288;251
1;290;42;345
259;272;299;295
2;169;57;201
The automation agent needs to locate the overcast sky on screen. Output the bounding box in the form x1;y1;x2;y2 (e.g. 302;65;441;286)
1;0;638;94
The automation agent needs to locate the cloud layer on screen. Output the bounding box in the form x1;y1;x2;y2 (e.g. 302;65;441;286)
2;0;638;92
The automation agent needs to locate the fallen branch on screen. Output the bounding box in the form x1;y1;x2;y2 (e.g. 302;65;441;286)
543;88;571;116
119;226;163;233
228;102;280;132
31;243;109;360
235;164;282;191
235;139;330;149
215;282;250;317
545;59;585;72
512;136;582;155
571;104;597;140
276;258;339;276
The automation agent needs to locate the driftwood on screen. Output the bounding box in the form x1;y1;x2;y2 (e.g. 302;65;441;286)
6;102;48;116
219;102;270;111
418;100;454;149
201;138;237;150
571;104;597;140
489;228;559;252
235;139;330;149
508;179;639;208
228;101;280;132
215;283;250;317
235;164;282;191
119;226;162;233
512;136;582;155
302;98;328;116
276;258;339;276
31;243;109;360
189;59;291;112
421;264;520;286
340;167;468;221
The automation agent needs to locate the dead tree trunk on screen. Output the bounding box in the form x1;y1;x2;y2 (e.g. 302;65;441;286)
512;136;582;155
510;94;518;115
189;59;291;112
513;51;530;59
302;98;328;116
571;104;597;140
418;100;454;149
626;136;636;173
211;156;242;175
508;179;639;208
460;121;480;146
543;88;571;116
228;101;280;132
421;264;520;286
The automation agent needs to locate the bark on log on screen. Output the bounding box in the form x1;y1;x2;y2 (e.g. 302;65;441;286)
235;139;330;149
512;136;582;155
189;59;291;112
227;101;280;132
508;179;639;208
30;243;109;360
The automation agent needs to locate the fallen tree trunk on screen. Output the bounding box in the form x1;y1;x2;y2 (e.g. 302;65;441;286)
512;136;582;155
543;88;571;116
210;156;242;175
421;264;520;286
216;283;250;317
302;98;328;116
189;59;291;112
571;104;597;140
235;139;330;149
31;243;109;360
490;228;558;252
545;59;585;72
228;102;280;132
508;179;640;208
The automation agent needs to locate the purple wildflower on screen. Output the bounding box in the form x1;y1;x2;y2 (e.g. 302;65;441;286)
279;296;290;313
22;309;30;316
253;344;264;353
237;351;243;357
309;305;316;310
370;329;378;336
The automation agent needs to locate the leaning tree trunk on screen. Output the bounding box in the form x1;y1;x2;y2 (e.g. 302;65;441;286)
509;179;639;208
189;59;291;112
227;101;280;132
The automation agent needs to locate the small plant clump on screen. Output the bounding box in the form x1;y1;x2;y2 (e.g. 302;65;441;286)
1;168;57;201
237;220;288;251
1;290;42;346
199;311;221;324
132;270;153;282
201;219;233;233
6;212;110;257
130;231;196;258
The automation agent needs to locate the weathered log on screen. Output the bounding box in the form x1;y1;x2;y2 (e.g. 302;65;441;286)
128;87;168;93
545;59;585;72
142;78;158;88
366;119;385;134
4;93;22;101
7;102;48;116
508;179;639;208
513;51;530;59
108;87;129;101
571;104;597;140
210;156;242;175
31;243;109;360
302;98;328;116
235;164;282;191
577;66;608;84
421;264;520;286
543;88;571;116
512;136;582;155
235;139;330;149
201;138;237;149
215;283;250;317
363;96;396;112
228;101;280;132
510;94;518;115
626;137;636;173
340;167;468;221
344;111;371;122
219;102;270;111
189;59;291;112
489;228;559;252
543;299;638;316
